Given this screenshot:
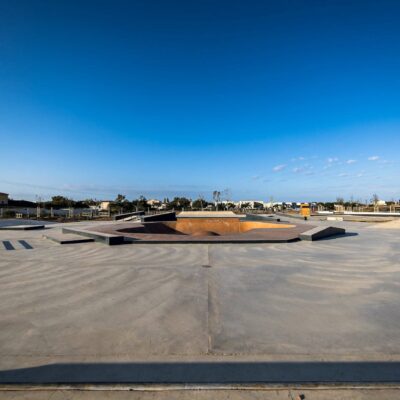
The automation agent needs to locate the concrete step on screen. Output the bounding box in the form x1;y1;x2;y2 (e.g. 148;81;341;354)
43;232;95;244
62;227;125;245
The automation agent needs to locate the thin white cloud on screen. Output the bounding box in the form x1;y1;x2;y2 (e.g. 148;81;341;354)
346;159;357;164
338;173;349;177
291;156;306;162
272;164;286;172
327;157;339;163
292;167;304;173
368;156;379;161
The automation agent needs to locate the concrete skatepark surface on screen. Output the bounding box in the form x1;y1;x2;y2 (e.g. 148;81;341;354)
1;217;400;396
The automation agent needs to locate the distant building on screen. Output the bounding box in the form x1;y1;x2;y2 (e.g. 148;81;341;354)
237;200;265;209
334;204;345;213
0;192;9;205
99;201;111;211
147;199;161;207
89;201;112;212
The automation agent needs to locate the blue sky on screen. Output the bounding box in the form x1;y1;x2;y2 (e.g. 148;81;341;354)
0;0;399;201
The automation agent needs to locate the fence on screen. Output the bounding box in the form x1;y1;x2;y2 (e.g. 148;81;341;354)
0;207;111;220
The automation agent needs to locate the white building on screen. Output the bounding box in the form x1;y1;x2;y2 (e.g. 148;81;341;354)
89;201;112;211
147;199;161;207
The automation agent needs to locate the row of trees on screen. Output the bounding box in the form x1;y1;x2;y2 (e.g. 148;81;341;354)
8;192;397;213
335;194;381;207
6;196;93;209
112;195;212;212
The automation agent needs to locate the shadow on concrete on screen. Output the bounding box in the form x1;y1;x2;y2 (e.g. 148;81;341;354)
317;232;359;241
1;361;400;384
118;223;185;235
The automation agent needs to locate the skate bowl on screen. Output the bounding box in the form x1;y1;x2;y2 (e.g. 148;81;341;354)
65;211;347;243
85;212;313;243
117;218;296;237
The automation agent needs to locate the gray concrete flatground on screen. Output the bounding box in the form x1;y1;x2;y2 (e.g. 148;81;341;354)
0;219;56;228
2;387;400;399
1;218;400;396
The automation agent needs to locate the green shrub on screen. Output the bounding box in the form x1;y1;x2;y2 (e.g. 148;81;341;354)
2;210;16;218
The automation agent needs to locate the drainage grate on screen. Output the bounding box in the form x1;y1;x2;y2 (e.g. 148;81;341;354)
202;264;212;268
2;241;15;250
19;240;33;249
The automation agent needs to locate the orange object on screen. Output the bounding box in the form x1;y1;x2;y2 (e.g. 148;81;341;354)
300;203;310;217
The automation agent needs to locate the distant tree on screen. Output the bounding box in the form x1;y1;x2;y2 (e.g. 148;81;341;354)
225;202;236;210
253;202;264;209
115;194;127;204
336;197;344;205
83;198;97;206
322;202;335;211
74;200;90;209
192;197;210;210
371;193;379;205
221;188;232;202
130;195;147;211
240;202;251;209
219;202;227;211
137;195;148;211
213;190;221;211
167;197;191;210
8;199;36;208
50;196;73;208
112;194;129;213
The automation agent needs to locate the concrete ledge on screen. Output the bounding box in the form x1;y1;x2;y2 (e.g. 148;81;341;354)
62;227;125;245
327;216;344;221
43;232;95;245
0;224;45;231
300;226;346;241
